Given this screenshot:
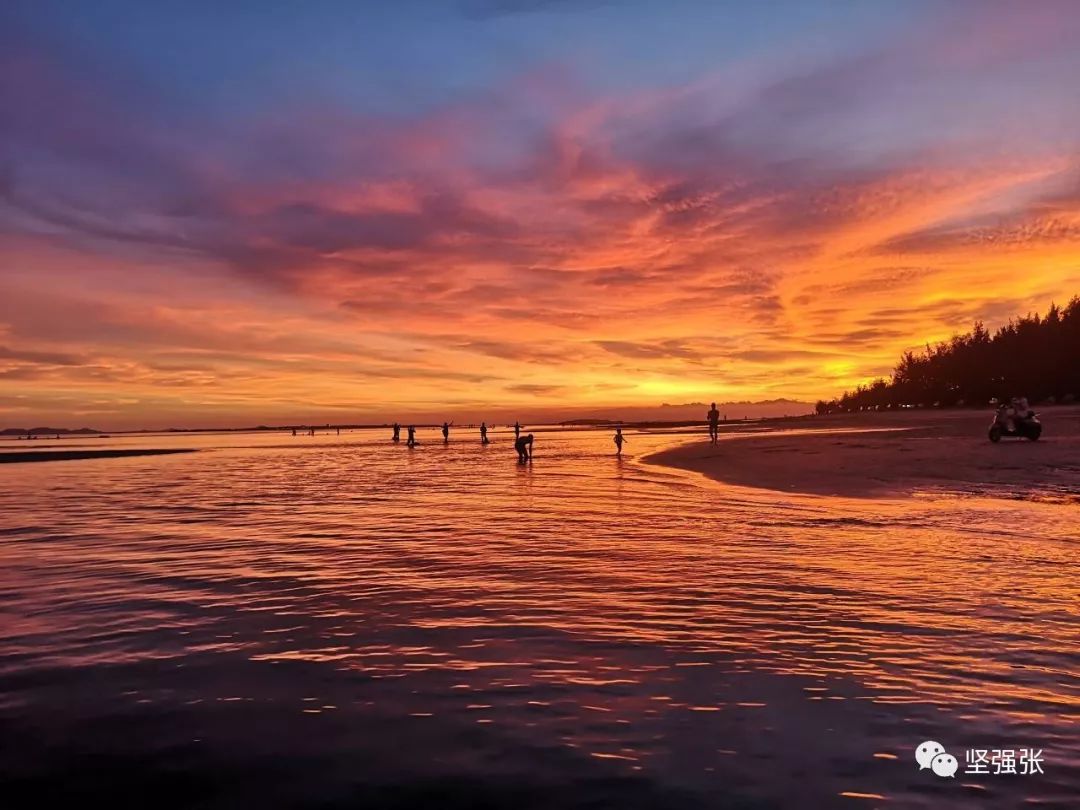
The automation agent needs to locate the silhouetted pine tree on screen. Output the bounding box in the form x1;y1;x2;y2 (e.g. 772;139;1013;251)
821;297;1080;412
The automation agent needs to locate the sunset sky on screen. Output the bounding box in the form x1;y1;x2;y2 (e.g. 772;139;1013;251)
3;0;1079;428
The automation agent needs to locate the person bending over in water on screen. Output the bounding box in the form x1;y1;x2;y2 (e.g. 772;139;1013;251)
707;402;720;444
515;433;533;462
614;427;626;456
392;423;400;443
480;422;489;444
406;426;417;447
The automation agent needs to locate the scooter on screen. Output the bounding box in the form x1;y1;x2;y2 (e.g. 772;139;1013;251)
988;403;1041;442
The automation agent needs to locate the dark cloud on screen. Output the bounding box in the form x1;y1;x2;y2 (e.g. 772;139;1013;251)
811;328;911;347
441;337;579;364
255;194;519;255
0;345;86;365
503;382;569;395
593;339;704;361
728;348;830;363
586;267;662;288
0;367;46;380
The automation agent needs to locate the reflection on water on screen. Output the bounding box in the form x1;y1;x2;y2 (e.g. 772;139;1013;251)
0;427;1077;808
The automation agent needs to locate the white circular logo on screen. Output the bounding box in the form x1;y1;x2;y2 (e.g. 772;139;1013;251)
931;752;958;778
915;741;945;770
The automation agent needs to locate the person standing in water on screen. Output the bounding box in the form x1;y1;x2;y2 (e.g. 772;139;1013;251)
614;427;626;456
514;421;521;439
407;426;417;447
442;421;450;443
515;433;533;462
480;422;489;444
392;423;400;443
707;402;720;444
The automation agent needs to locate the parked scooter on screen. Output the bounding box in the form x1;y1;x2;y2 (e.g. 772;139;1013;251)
989;398;1041;442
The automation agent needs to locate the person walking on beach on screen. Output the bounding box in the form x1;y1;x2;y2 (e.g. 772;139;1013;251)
442;422;451;443
480;422;489;444
407;426;417;447
614;427;626;456
392;423;400;443
515;433;533;462
514;421;521;439
707;402;720;444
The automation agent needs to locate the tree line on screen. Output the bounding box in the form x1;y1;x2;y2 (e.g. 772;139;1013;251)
817;296;1080;413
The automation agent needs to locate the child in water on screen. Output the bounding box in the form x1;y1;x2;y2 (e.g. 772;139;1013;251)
614;427;626;456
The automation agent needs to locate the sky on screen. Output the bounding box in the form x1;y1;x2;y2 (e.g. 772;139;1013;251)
2;0;1079;429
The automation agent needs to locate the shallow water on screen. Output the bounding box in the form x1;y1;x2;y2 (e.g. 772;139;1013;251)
1;427;1077;808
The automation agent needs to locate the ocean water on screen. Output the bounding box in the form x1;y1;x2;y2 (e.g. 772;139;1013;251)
0;427;1076;808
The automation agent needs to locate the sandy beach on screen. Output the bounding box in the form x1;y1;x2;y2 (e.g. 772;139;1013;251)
647;406;1080;499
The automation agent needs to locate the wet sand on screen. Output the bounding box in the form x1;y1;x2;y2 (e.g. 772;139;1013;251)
0;448;198;464
647;406;1080;499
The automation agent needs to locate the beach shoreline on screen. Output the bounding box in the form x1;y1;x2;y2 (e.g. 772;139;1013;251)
645;406;1080;499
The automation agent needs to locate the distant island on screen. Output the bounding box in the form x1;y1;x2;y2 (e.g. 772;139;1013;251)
819;297;1080;413
0;427;103;436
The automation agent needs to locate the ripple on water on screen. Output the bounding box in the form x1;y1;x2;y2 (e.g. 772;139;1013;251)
0;427;1077;808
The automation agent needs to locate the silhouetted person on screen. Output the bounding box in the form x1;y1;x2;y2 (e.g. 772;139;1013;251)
515;433;533;462
614;427;626;456
309;426;315;436
514;421;521;439
480;422;489;444
442;421;450;443
292;427;297;436
407;426;417;447
707;402;720;444
392;423;400;443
